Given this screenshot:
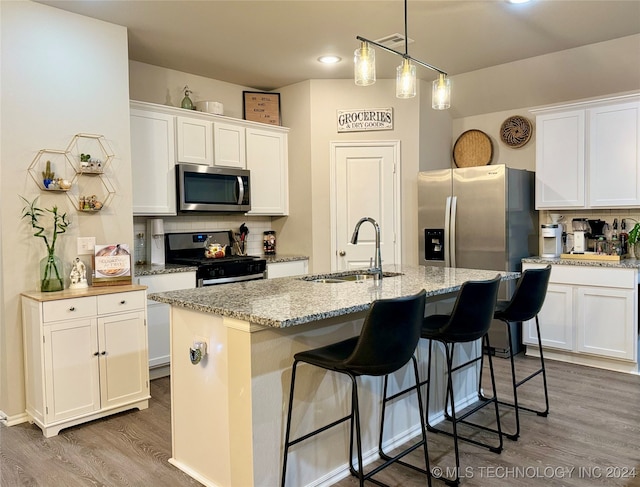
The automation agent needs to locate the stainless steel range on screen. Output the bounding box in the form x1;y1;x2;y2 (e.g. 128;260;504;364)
165;231;266;287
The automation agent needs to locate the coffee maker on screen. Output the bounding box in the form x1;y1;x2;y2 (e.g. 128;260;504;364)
540;224;563;257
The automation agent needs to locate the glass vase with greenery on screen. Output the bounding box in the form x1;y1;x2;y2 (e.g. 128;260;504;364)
628;222;640;259
21;196;71;292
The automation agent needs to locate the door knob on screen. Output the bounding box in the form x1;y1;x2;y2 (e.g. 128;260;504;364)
339;250;346;256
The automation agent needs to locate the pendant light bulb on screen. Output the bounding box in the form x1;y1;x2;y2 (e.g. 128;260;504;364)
432;73;451;110
354;41;376;86
396;58;416;98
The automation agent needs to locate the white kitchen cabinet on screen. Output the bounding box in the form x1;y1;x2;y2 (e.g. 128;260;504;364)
213;122;246;168
522;263;638;369
246;127;289;215
22;286;150;437
266;259;308;279
176;116;213;165
532;94;640;210
575;286;635;360
534;110;585;208
588;101;640;207
523;282;574;351
135;271;196;376
130;104;177;215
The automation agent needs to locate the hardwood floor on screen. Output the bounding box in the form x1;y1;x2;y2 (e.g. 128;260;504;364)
2;356;640;487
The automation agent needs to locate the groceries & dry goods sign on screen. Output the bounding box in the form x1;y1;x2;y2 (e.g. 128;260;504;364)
337;108;393;132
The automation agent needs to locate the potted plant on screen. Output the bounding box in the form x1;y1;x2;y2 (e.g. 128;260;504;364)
21;196;71;292
628;222;640;259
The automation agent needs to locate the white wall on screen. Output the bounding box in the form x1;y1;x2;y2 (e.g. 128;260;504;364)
0;1;132;420
129;61;255;120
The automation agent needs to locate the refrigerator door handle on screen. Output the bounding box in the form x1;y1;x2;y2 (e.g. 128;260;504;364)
444;196;452;266
450;196;458;268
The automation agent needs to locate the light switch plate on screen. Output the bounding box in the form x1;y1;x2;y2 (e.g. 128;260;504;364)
77;236;96;255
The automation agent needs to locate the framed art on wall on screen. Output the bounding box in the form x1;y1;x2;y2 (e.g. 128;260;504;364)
243;91;281;125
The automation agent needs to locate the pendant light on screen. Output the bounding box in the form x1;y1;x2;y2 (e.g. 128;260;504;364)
354;41;376;86
355;0;450;108
432;73;451;110
396;59;416;98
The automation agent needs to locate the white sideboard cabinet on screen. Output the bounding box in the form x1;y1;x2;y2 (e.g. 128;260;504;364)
532;94;640;210
21;286;150;437
522;263;638;373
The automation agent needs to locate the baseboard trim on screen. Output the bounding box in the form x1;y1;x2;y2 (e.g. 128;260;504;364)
0;410;29;426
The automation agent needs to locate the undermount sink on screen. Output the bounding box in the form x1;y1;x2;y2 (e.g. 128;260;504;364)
300;271;403;283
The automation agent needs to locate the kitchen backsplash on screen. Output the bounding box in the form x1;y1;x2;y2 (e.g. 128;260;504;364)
133;215;274;257
539;209;640;229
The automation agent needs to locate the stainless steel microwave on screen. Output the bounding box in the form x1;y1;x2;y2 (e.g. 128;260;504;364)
176;164;251;212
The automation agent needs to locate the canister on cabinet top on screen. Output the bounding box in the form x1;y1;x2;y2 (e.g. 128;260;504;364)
263;231;276;255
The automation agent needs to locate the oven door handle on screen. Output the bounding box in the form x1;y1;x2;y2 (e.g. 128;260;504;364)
199;272;264;287
236;176;245;205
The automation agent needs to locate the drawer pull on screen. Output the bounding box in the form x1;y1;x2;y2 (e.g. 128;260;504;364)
69;307;76;311
120;300;126;305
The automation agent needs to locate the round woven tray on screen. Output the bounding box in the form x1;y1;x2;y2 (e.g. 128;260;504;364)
453;129;493;167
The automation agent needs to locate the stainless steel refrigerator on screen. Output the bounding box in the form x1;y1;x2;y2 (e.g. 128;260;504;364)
418;164;538;356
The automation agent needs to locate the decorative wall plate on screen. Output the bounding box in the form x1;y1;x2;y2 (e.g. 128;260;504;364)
500;115;532;148
453;129;493;167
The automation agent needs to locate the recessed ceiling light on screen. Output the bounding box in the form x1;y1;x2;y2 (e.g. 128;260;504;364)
318;55;341;64
508;0;532;3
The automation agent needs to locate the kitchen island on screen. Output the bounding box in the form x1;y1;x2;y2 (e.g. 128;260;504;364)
149;265;518;487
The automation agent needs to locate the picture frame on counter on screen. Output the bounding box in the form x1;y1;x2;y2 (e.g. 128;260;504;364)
243;91;281;126
93;244;132;286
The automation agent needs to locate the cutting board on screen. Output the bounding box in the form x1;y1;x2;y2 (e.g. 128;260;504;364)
560;253;622;262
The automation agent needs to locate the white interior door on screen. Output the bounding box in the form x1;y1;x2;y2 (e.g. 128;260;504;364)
331;141;400;271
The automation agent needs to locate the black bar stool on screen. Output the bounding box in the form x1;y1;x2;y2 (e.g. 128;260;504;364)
281;290;431;487
422;275;503;486
482;264;552;440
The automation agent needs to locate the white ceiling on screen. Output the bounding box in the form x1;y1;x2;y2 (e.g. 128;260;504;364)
38;1;640;103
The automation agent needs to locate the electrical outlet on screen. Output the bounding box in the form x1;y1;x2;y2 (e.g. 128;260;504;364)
77;236;96;255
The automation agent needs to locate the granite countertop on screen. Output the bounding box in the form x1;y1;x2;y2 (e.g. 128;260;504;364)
134;263;197;277
523;256;640;269
149;265;517;328
263;254;309;264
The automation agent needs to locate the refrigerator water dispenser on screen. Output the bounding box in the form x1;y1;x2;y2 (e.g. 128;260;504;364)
424;229;445;261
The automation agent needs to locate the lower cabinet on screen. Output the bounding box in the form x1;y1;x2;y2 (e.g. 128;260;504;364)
21;287;150;437
266;259;308;279
135;271;196;375
522;263;638;365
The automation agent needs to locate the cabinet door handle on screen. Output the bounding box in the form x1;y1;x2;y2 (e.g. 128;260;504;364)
101;351;107;355
69;307;76;311
120;300;126;305
93;352;99;356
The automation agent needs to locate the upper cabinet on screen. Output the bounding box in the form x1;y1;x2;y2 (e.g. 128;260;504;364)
130;105;177;216
176;117;213;165
130;100;289;216
246;127;289;215
533;94;640;209
588;102;640;207
213;122;246;168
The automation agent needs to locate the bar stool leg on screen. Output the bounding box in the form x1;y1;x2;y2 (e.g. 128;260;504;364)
534;316;550;416
281;360;300;487
378;357;432;487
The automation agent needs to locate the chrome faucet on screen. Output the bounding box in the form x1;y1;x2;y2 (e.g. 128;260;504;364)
350;217;382;281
